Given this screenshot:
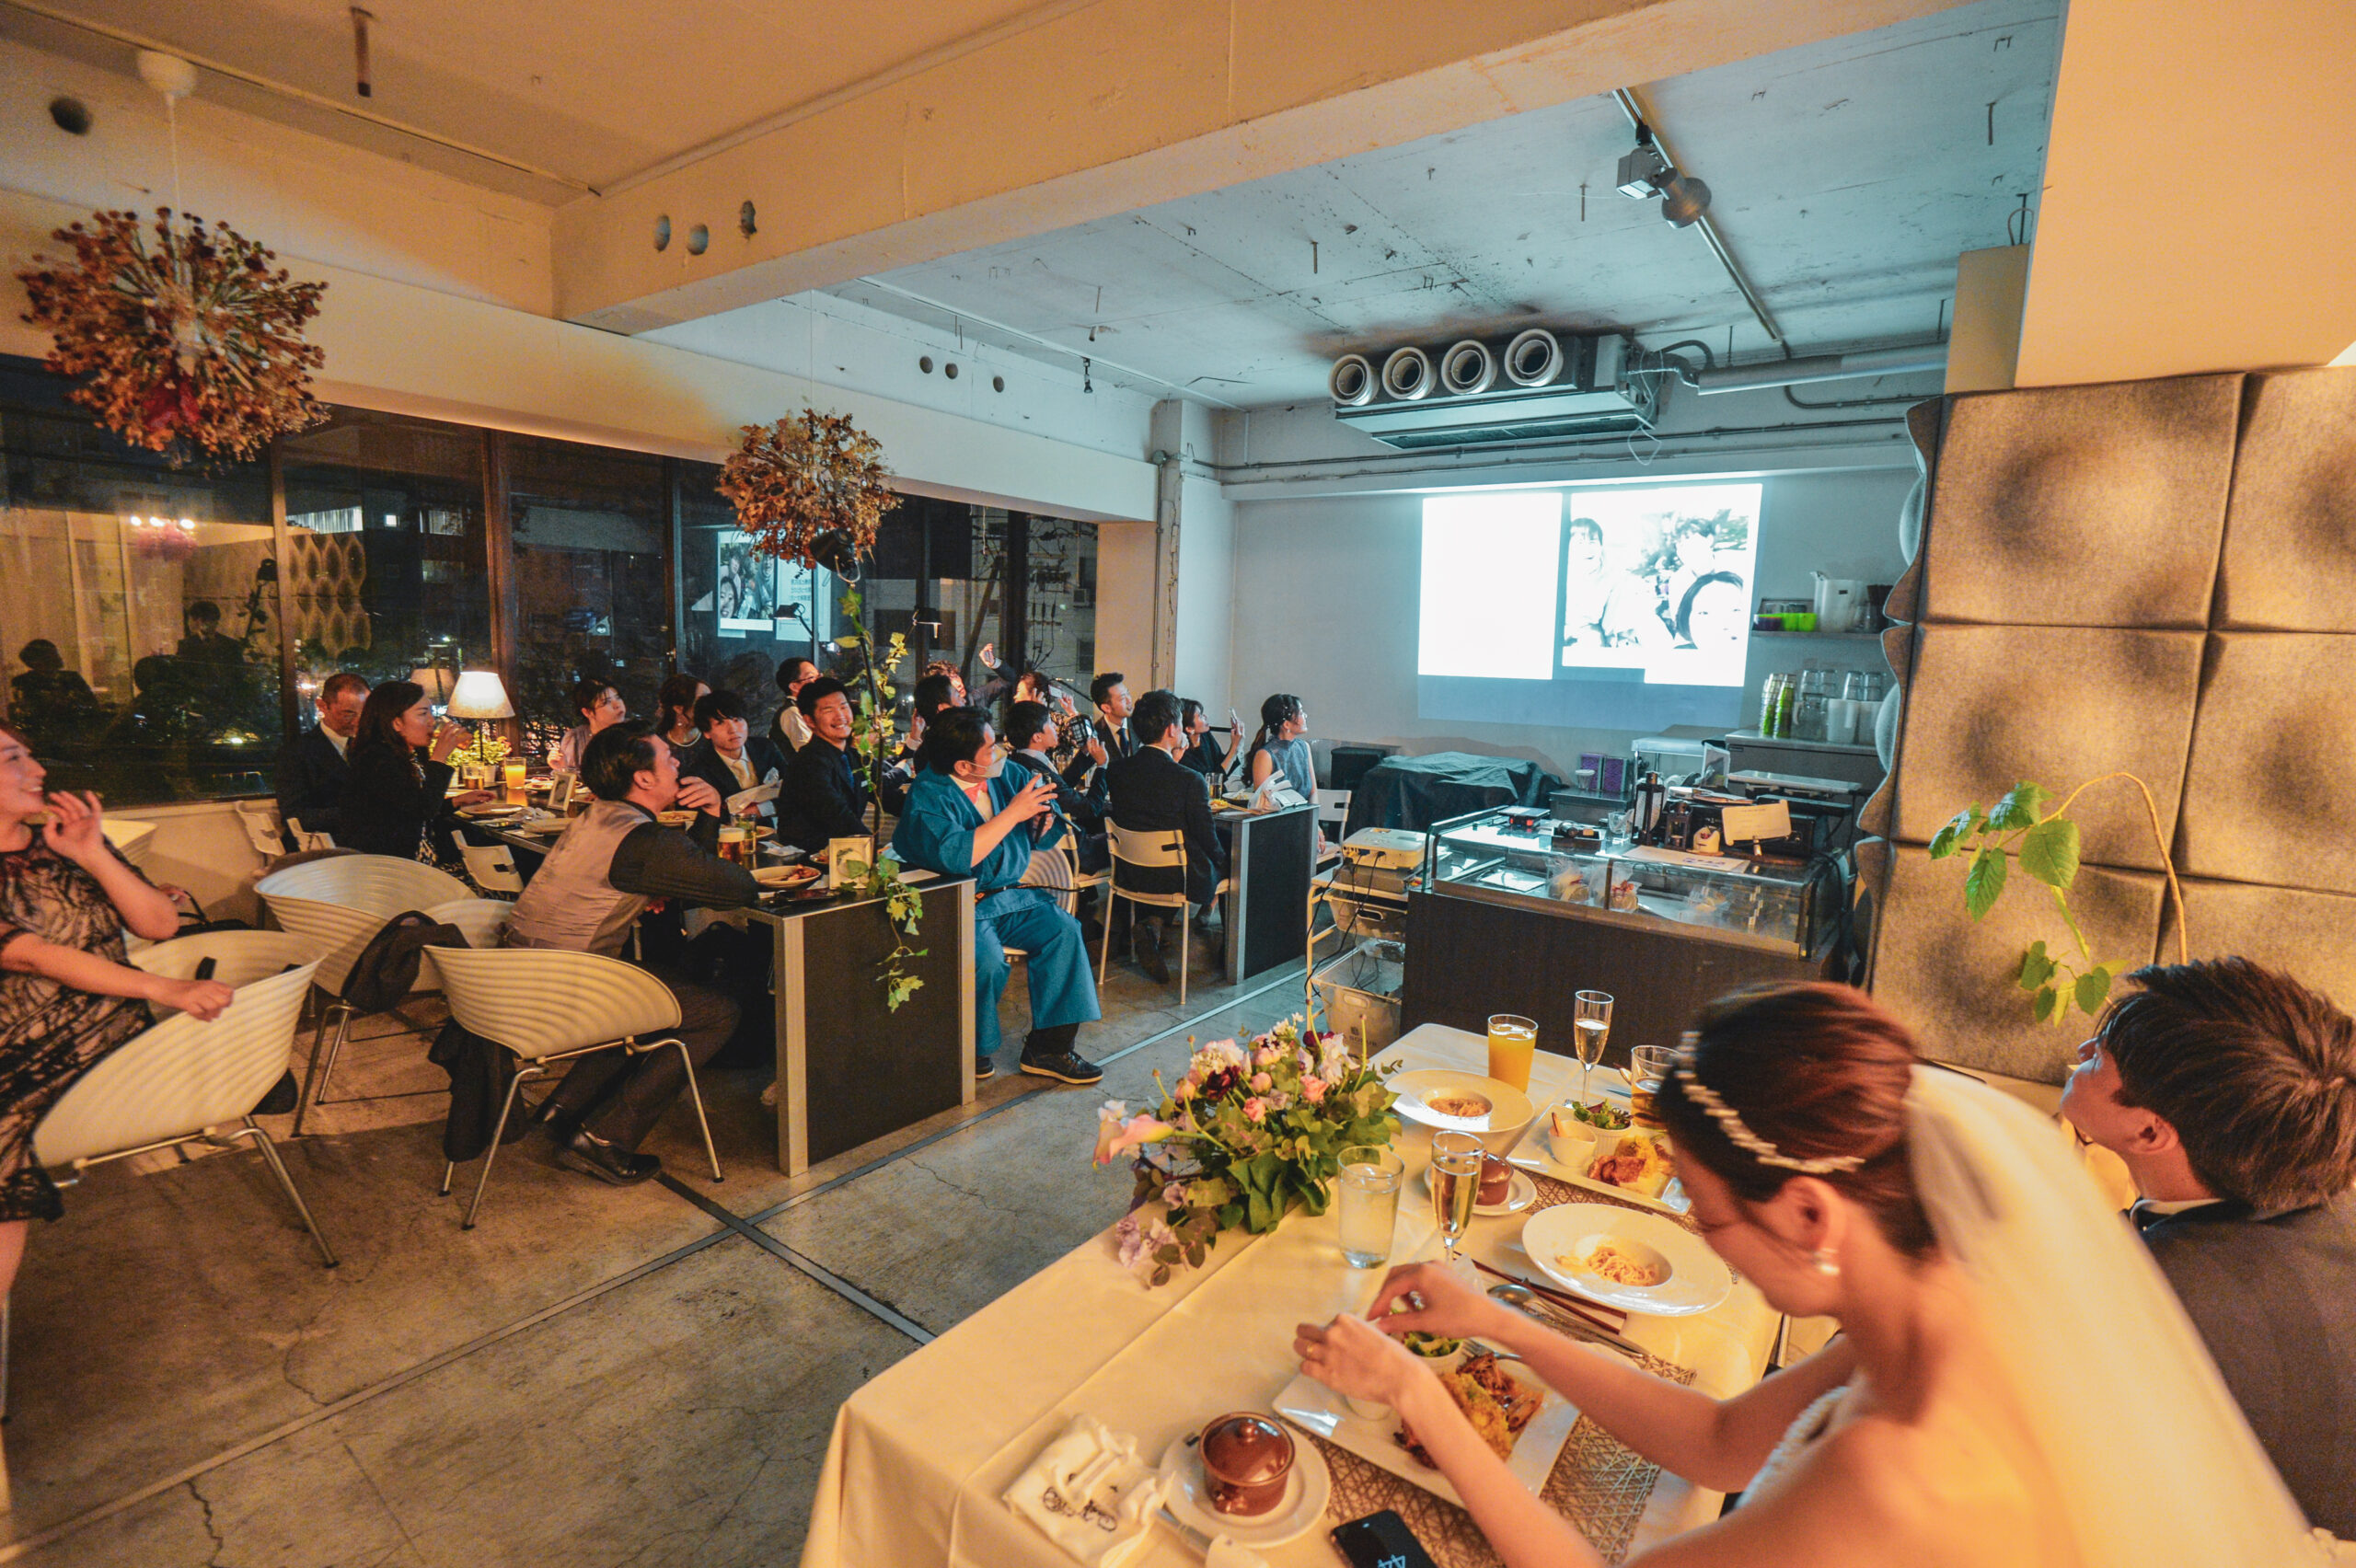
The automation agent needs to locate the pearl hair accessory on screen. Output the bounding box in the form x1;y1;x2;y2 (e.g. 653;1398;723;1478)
1672;1064;1868;1175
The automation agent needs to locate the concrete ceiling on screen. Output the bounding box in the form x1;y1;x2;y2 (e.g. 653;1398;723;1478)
0;0;1074;195
814;0;2060;405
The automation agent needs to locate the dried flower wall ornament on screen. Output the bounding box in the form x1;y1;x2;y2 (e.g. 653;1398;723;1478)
716;409;901;572
17;206;329;465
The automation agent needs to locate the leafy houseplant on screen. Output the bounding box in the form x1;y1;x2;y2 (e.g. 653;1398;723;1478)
1929;775;2190;1023
1095;1020;1400;1287
720;409;923;1009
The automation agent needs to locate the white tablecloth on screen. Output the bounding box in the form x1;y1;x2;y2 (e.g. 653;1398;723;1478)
799;1023;1780;1568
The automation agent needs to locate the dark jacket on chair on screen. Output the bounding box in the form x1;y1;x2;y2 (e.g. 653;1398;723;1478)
778;736;872;853
2136;1190;2356;1538
339;742;456;859
272;725;351;847
1105;744;1226;907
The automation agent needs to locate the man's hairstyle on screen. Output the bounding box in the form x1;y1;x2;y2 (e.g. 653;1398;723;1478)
571;674;617;720
1567;515;1604;546
319;671;369;705
1178;697;1206;732
912;672;958;719
918;705;993;774
796;675;849;718
2097;957;2356;1212
1005;699;1054;752
1089;672;1125;708
583;721;663;801
773;656;817;693
186;599;221;626
1131;688;1182;746
692;687;745;729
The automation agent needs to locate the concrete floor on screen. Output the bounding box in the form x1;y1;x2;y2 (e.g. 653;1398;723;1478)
0;936;1312;1567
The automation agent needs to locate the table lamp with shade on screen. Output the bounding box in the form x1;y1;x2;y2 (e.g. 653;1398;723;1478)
445;670;514;771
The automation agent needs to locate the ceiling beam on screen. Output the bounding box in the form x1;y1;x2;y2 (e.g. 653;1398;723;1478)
551;0;1969;333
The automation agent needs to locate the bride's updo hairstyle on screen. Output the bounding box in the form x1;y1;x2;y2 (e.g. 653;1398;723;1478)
1655;982;1936;1259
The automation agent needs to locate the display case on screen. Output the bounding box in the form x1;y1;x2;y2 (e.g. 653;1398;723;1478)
1422;807;1839;960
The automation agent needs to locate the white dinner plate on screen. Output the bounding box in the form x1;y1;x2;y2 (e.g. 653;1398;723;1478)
1387;1069;1536;1153
1520;1203;1731;1317
753;864;822;890
1271;1352;1577;1509
1416;1165;1536;1216
1504;1107;1690;1217
1158;1429;1330;1549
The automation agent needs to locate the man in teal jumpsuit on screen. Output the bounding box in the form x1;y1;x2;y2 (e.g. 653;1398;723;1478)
891;707;1104;1086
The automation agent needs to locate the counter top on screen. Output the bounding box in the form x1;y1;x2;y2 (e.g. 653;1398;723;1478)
1723;729;1880;757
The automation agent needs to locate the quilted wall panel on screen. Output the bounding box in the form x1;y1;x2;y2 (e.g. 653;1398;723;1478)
1867;366;2356;1082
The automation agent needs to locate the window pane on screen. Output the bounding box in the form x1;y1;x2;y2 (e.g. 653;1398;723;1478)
506;435;670;752
279;409;490;728
0;358;279;804
676;460;851;735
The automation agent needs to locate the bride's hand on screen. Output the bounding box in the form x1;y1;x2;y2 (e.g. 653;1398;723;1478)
1294;1312;1425;1406
1367;1261;1510;1343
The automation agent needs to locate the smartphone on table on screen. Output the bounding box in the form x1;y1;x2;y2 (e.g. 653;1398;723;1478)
1331;1509;1439;1568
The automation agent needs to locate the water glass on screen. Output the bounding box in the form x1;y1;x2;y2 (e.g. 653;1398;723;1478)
1430;1132;1484;1269
1626;1044;1676;1130
1335;1145;1403;1269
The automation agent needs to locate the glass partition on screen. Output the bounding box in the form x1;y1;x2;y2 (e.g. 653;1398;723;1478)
0;361;278;803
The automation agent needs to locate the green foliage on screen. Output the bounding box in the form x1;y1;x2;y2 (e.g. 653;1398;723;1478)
1935;778;2141;1027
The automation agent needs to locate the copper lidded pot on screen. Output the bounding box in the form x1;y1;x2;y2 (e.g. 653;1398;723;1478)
1197;1412;1295;1516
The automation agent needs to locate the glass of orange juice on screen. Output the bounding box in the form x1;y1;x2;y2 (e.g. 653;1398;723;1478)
502;761;528;805
1485;1013;1537;1093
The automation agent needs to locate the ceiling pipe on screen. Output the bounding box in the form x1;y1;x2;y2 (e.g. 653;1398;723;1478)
1611;86;1782;346
1692;342;1947;394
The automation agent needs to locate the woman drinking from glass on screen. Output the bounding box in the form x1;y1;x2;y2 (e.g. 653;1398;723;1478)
341;680;477;859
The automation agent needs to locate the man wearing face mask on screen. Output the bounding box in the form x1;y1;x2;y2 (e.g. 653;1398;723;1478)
891;705;1103;1086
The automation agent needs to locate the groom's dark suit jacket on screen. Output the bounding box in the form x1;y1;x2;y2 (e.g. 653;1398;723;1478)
2136;1190;2356;1537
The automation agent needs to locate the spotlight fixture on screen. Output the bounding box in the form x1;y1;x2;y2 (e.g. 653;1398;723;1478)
1615;125;1711;227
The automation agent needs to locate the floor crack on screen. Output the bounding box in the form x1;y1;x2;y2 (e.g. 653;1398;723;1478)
187;1477;226;1567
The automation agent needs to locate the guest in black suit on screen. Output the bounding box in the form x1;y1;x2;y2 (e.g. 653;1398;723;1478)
1088;672;1134;763
271;672;368;847
678;688;788;836
1176;698;1242;789
777;677;871;853
1004;699;1107;872
768;656;819;753
2061;956;2356;1539
1103;689;1226;983
339;680;483;859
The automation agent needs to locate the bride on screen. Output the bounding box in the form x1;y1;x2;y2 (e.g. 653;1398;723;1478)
1294;983;2331;1567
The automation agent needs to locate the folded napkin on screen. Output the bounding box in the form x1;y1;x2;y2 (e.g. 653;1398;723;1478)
1003;1413;1170;1568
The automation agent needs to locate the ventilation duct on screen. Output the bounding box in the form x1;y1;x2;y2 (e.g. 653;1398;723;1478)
1332;333;1652;449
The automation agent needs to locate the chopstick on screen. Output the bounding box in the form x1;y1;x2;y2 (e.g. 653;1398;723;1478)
1471;1259;1629;1331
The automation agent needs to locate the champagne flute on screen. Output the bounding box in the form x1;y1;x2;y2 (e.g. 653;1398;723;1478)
1574;990;1614;1103
1430;1131;1484;1272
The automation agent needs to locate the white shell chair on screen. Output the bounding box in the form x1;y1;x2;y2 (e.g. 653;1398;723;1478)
255;856;511;1134
429;946;722;1228
131;928;322;1000
35;963;336;1267
1100;823;1230;1008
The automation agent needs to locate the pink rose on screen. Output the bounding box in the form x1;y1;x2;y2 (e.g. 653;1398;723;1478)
1243;1097;1267;1124
1249;1071;1273;1093
1173;1078;1197;1101
1300;1075;1328;1104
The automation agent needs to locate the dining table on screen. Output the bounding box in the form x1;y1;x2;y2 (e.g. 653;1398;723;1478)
798;1021;1782;1568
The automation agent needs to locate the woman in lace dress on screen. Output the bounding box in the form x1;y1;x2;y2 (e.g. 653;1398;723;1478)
1297;983;2327;1567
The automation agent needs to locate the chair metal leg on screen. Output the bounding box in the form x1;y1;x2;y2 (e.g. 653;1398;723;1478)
293;999;352;1137
1178;915;1190;1009
439;1161;456;1197
665;1040;725;1183
239;1118;339;1268
1098;892;1115;989
460;1066;536;1230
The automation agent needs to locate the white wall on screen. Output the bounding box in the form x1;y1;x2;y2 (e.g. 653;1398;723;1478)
1228;467;1916;778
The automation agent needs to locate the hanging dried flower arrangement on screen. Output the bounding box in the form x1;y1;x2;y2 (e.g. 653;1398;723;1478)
717;409;901;573
17;207;329;466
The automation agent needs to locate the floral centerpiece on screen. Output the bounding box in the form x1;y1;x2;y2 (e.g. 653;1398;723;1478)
1094;1019;1399;1286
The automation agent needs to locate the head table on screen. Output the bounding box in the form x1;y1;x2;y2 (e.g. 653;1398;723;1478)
798;1022;1782;1568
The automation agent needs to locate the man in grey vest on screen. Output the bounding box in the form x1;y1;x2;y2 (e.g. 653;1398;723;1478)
507;721;759;1185
2061;956;2356;1539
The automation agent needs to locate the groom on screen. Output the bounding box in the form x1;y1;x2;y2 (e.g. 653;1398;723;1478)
2061;956;2356;1539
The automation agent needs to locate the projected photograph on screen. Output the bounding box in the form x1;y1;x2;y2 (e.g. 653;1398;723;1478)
1560;481;1761;686
715;532;777;632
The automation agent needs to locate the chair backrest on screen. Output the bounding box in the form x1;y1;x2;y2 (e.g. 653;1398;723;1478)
1020;842;1078;914
416;896;513;991
258;857;471;995
1106;822;1187;870
458;841;523;894
35;963;320;1168
232;801;290;859
99;816;156;870
132;929;321;1001
1314;788;1351;829
430;946;681;1061
284;816;337;852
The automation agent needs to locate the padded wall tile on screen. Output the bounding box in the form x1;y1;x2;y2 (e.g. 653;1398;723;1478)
1922;376;2239;628
2218;370;2356;631
2164;878;2356;1013
2176;632;2356;895
1873;846;2165;1083
1891;625;2202;870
